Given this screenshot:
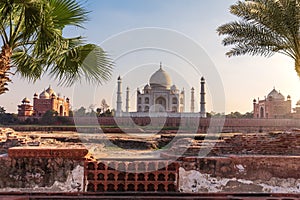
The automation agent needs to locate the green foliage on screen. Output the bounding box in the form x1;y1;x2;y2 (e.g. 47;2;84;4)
207;111;253;118
0;106;5;114
206;112;225;118
39;110;73;125
101;109;113;117
217;0;300;76
0;113;19;125
0;106;18;124
0;0;113;94
226;111;253;118
96;108;102;117
73;106;86;117
40;110;58;125
73;105;113;117
56;116;73;125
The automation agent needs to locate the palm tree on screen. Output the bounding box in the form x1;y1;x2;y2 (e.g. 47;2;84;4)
0;0;112;95
217;0;300;76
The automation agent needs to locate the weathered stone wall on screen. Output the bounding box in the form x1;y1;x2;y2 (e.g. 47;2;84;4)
0;157;84;192
179;156;300;193
63;117;300;133
10;117;300;133
212;132;300;155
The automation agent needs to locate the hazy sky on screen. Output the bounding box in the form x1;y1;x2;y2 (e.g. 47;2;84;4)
1;0;299;114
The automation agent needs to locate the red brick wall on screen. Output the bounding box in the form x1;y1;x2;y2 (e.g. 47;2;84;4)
84;160;179;193
71;117;300;132
33;97;69;117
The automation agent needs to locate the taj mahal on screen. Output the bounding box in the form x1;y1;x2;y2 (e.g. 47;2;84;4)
115;63;207;117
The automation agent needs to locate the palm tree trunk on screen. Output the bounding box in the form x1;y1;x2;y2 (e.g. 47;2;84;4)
296;58;300;78
0;45;12;95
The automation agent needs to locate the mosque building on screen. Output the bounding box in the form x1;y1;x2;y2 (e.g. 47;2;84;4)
115;63;207;117
18;86;70;120
253;88;292;119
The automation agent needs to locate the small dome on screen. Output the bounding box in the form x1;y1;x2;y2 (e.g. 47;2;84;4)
253;99;257;103
34;93;38;97
297;100;300;106
144;84;151;90
149;64;172;89
171;85;177;91
267;88;285;101
40;90;50;99
22;97;30;104
46;85;57;97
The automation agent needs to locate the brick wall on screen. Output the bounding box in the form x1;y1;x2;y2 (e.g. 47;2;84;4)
84;160;179;193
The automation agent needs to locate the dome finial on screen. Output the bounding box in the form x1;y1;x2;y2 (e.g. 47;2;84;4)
160;62;162;70
150;65;172;89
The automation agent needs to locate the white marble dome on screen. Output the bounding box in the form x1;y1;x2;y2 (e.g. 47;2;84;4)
149;66;172;89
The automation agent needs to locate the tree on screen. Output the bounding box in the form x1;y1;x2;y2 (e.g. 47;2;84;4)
226;111;254;118
226;111;243;118
103;109;113;117
0;0;112;95
40;110;58;125
0;106;5;114
73;106;86;117
85;104;96;117
217;0;300;76
243;112;254;118
0;113;18;125
96;108;102;117
206;111;225;118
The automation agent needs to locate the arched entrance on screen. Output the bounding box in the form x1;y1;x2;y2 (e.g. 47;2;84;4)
172;106;177;112
59;105;64;116
260;107;264;118
155;97;166;112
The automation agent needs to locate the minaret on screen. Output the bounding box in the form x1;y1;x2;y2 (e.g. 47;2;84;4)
253;99;257;118
126;87;130;113
180;88;185;112
191;87;195;113
116;76;122;117
200;77;206;118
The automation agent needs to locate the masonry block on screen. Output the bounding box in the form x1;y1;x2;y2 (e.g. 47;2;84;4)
84;160;179;193
8;147;88;159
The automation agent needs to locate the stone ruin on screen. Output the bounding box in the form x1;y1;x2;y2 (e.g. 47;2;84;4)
0;127;299;195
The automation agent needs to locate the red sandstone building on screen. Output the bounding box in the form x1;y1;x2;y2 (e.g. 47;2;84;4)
253;88;292;119
18;86;70;119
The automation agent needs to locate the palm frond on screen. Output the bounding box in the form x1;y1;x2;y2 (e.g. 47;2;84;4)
0;0;113;95
11;47;44;81
217;0;300;64
49;0;88;29
47;42;113;86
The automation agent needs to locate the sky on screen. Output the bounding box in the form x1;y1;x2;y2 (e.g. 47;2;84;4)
1;0;299;114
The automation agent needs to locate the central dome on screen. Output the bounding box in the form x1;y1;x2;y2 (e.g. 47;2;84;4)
267;88;285;101
149;65;172;89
